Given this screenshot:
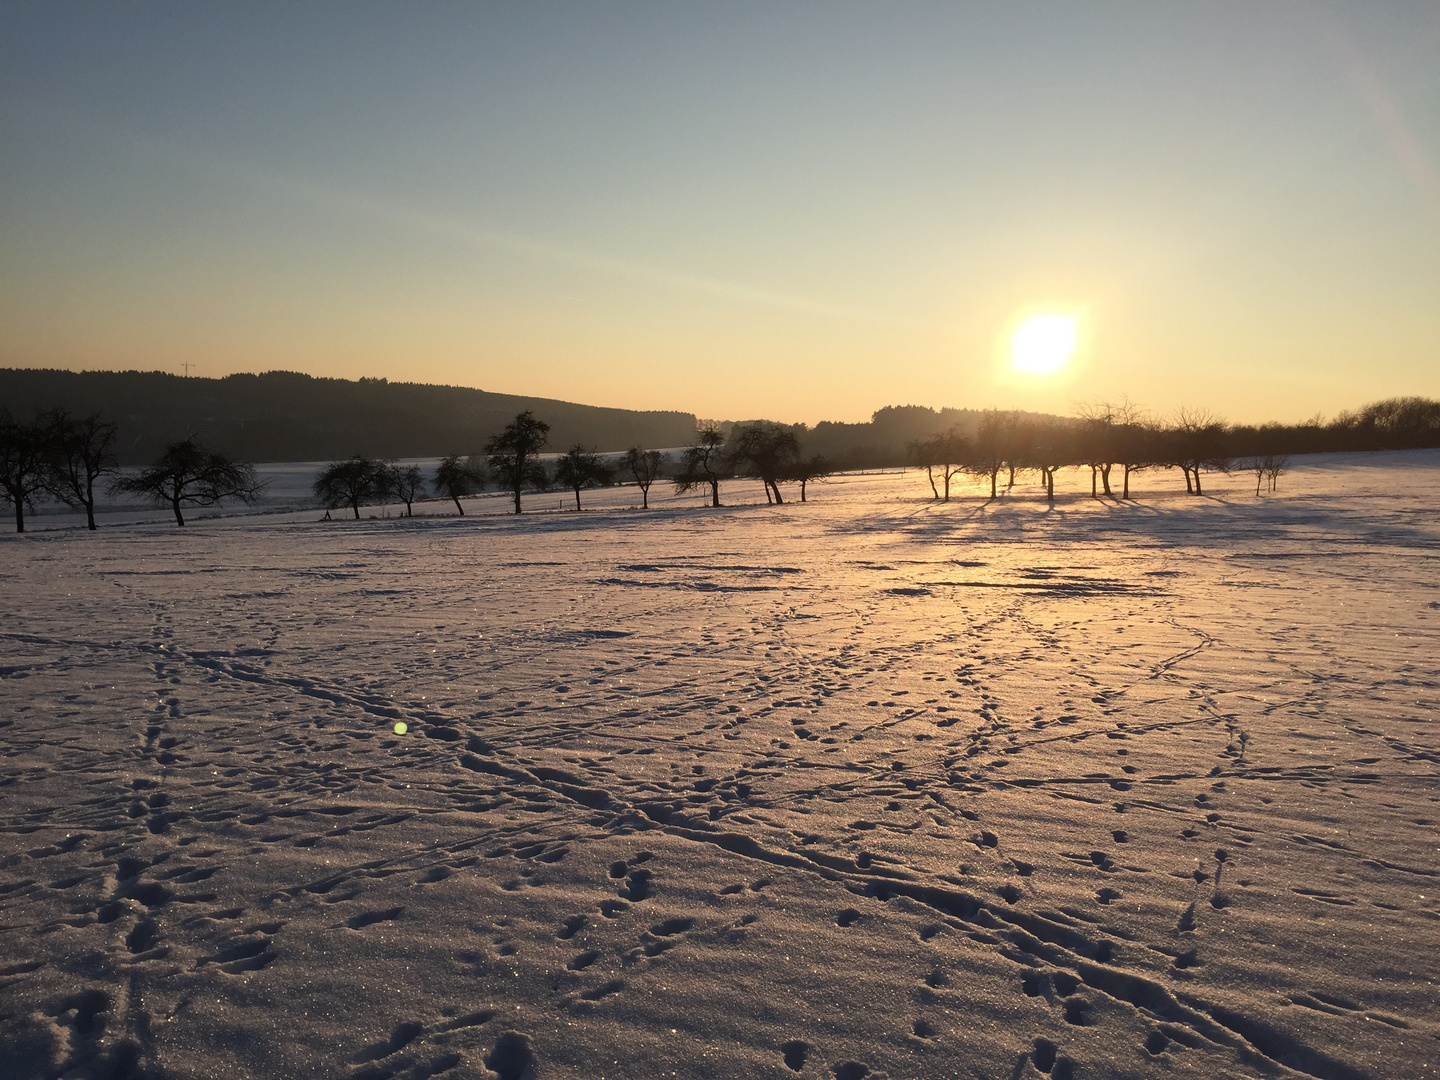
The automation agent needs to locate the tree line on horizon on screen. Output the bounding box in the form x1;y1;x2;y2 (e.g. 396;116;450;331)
909;402;1284;503
3;396;1439;532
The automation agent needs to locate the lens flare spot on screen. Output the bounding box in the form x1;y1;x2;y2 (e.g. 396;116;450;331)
393;721;408;735
1010;314;1077;375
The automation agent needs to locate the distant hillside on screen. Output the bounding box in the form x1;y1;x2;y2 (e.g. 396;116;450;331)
736;405;1067;470
0;369;699;465
804;405;994;468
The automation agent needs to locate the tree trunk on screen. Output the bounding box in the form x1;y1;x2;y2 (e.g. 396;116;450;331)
573;488;581;510
171;497;185;526
1255;474;1262;496
404;500;413;517
1100;463;1113;497
1090;466;1098;497
85;478;97;530
990;468;998;499
1194;470;1203;496
1122;465;1131;500
942;470;951;502
708;479;720;507
513;486;523;514
351;499;361;520
799;480;807;502
1007;464;1016;489
926;466;938;500
1183;467;1193;494
452;495;465;515
1046;468;1055;502
12;500;22;533
641;485;649;509
772;481;784;505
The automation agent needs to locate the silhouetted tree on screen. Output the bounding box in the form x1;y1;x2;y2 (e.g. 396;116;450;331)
968;410;1012;499
1249;454;1289;495
674;424;727;507
554;444;612;510
1264;454;1289;493
908;433;942;499
1248;456;1266;497
621;446;665;509
486;411;550;514
1076;402;1118;497
1109;401;1155;499
787;455;833;502
728;422;801;504
1339;396;1440;449
41;409;118;530
1024;420;1077;503
1169;408;1230;495
920;431;970;501
313;456;390;519
432;454;487;515
0;410;48;533
117;437;263;526
1001;418;1029;490
390;464;426;516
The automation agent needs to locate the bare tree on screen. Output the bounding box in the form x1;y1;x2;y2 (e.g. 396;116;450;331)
908;434;942;499
1247;456;1266;497
41;409;118;530
1342;397;1440;449
486;411;550;514
1264;454;1289;493
313;456;389;520
1076;402;1117;497
909;430;969;501
117;437;263;526
1024;420;1076;503
621;446;665;509
554;444;612;510
673;424;727;507
432;454;486;515
786;455;833;502
969;410;1012;499
935;431;970;501
1250;454;1289;495
1169;407;1230;495
1109;401;1155;499
1001;419;1030;490
390;464;426;516
727;422;801;504
0;410;48;533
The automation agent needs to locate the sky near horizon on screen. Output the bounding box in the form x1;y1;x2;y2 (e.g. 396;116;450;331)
2;3;1438;426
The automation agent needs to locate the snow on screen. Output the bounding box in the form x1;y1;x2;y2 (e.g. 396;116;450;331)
2;453;1438;1080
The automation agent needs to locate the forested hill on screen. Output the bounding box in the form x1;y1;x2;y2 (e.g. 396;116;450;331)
726;405;1066;469
0;369;699;465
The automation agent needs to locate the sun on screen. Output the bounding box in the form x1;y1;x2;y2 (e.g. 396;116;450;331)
1010;313;1078;375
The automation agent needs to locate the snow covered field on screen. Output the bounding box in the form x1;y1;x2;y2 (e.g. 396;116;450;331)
2;454;1438;1080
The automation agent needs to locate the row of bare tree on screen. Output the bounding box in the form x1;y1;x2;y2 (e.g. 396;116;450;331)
312;413;834;518
7;395;1438;530
1;409;264;531
907;403;1299;502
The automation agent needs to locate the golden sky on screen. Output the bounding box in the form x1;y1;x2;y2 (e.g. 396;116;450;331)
2;3;1437;425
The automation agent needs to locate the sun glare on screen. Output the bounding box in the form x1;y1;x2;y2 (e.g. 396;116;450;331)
1010;314;1078;375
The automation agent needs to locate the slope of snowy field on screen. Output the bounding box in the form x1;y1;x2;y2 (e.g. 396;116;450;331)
2;455;1438;1080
